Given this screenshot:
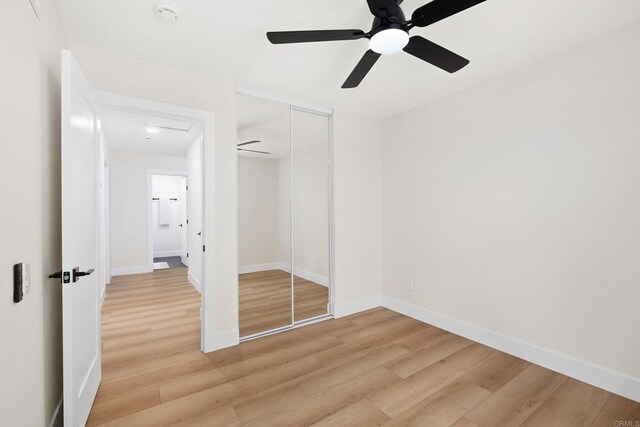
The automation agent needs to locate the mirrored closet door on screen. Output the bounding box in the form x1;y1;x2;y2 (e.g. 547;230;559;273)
237;94;332;339
292;108;330;322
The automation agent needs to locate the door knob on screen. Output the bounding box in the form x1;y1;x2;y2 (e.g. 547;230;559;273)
73;267;95;283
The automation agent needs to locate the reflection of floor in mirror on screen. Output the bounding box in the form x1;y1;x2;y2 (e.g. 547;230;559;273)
239;269;329;337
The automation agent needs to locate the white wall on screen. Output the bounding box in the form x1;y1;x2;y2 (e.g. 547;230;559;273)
72;43;383;348
238;156;280;267
0;1;66;425
151;174;184;257
72;43;239;348
187;136;203;290
381;25;640;391
333;110;383;316
110;150;186;274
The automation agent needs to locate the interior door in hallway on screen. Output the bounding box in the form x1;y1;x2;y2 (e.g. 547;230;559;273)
60;49;101;427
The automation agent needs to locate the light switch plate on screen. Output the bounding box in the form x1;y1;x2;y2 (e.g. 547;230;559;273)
29;0;41;19
23;263;32;294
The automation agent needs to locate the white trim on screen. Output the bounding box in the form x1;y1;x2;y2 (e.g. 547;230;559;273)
290;266;329;287
241;314;333;342
238;263;281;274
238;262;329;287
111;265;152;277
382;296;640;404
95;90;214;353
207;329;239;352
334;296;382;318
188;271;201;293
48;397;63;427
153;250;182;258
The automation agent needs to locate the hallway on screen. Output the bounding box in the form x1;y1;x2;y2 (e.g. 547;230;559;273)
88;268;203;425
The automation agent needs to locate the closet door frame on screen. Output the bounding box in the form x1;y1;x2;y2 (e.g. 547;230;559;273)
237;88;334;342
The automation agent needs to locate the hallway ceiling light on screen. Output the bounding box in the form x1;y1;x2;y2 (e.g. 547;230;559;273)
147;127;160;134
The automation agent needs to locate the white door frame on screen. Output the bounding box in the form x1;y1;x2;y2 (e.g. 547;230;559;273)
147;170;188;270
95;91;214;352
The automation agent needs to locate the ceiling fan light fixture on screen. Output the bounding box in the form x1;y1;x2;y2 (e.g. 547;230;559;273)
369;28;409;55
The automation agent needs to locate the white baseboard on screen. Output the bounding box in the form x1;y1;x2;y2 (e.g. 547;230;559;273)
238;263;281;274
239;263;329;287
292;266;329;287
111;265;152;277
48;397;62;427
204;329;239;353
188;271;201;293
382;296;640;403
154;250;181;258
334;296;381;318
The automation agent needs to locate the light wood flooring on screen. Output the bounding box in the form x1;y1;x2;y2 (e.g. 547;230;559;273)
88;268;640;426
239;269;329;337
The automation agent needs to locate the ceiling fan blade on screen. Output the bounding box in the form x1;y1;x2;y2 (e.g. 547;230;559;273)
403;36;469;73
366;0;400;17
342;50;382;89
238;148;271;155
237;140;261;147
412;0;486;27
267;30;366;44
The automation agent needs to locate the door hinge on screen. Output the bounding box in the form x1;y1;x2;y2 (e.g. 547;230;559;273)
186;185;189;190
202;245;206;252
187;253;189;258
186;219;189;224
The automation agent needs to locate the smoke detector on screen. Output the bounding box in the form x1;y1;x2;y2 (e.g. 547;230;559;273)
155;2;180;21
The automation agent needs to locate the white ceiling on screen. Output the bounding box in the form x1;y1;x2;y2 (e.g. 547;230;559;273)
237;94;329;159
55;0;640;118
100;108;200;156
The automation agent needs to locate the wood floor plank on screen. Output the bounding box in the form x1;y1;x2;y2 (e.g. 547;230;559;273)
465;364;567;427
90;268;640;426
522;378;610;426
461;351;531;393
386;334;475;379
233;345;408;423
244;367;399;426
310;399;389;427
369;344;496;417
591;394;640;426
381;380;491;427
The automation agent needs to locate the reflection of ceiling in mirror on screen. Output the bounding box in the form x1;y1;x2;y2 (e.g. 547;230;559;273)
237;95;328;159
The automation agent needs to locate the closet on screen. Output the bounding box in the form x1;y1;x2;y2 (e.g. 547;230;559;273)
237;93;332;339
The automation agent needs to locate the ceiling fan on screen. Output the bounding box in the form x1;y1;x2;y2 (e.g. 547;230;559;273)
266;0;486;88
237;140;270;155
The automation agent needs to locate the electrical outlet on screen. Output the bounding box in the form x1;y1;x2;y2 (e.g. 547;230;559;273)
407;280;415;292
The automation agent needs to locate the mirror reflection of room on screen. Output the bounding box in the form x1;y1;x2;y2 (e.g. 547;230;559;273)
237;94;331;338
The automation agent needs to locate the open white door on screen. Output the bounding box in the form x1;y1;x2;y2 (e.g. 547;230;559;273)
60;49;101;426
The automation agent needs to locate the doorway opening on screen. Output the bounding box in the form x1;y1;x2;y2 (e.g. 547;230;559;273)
96;91;210;349
150;173;187;271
